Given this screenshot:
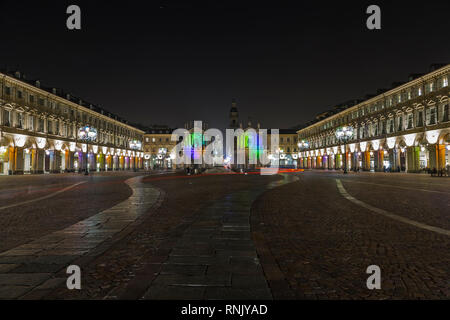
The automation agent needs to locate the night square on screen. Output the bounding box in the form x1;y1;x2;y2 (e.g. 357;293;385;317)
0;0;448;312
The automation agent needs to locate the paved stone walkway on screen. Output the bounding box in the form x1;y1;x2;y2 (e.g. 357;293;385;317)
131;174;299;300
0;176;160;299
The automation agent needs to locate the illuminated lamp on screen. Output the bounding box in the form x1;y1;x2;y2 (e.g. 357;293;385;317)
36;137;47;149
425;130;439;144
54;140;63;151
371;140;380;151
386;137;396;149
360;142;367;152
14;135;27;148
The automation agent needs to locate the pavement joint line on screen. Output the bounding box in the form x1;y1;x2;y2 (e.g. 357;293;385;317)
342;179;450;195
0;181;87;211
0;175;162;298
336;179;450;237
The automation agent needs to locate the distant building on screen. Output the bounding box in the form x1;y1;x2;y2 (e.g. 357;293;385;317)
226;100;299;168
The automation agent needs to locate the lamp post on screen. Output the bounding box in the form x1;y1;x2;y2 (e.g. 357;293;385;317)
335;126;354;174
78;125;97;175
297;140;309;168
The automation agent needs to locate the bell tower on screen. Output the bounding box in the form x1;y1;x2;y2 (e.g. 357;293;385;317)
229;99;239;129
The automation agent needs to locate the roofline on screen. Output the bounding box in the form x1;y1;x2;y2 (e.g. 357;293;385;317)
1;72;145;134
297;64;450;134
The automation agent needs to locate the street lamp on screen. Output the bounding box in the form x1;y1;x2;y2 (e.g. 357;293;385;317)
335;126;354;174
297;140;309;150
297;140;309;168
78;125;97;175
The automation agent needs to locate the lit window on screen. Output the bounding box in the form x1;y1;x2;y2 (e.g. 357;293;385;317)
418;87;422;96
444;77;449;87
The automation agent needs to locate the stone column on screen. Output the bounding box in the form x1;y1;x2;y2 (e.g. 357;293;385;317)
407;146;420;172
388;149;395;171
427;145;438;171
14;147;24;175
437;144;446;171
377;150;384;171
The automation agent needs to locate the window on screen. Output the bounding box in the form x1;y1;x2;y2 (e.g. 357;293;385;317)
48;120;53;134
38;119;44;132
3;109;11;126
397;115;403;131
5;87;11;95
426;107;437;125
416;111;424;127
407;91;412;100
443;77;448;87
407;113;413;129
442;104;449;122
29;115;35;131
17;90;23;99
29;95;34;103
17;113;23;128
388;119;394;133
429;82;434;92
418;87;422;96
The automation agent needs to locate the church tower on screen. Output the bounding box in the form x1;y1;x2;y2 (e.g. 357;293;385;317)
229;99;239;128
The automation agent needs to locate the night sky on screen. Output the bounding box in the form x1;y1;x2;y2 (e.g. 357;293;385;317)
0;1;449;131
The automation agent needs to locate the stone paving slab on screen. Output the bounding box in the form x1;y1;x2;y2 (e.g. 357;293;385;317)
140;174;299;300
0;175;160;300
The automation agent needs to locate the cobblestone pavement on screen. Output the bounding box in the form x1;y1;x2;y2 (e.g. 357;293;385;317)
1;170;448;300
0;172;144;252
252;171;450;299
0;173;161;299
41;173;285;299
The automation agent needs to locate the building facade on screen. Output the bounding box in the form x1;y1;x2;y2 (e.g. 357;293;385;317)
143;126;177;170
0;71;144;175
227;102;299;168
297;64;450;173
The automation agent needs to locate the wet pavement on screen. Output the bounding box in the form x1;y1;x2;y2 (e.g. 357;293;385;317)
0;170;448;300
137;175;298;300
0;175;161;299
